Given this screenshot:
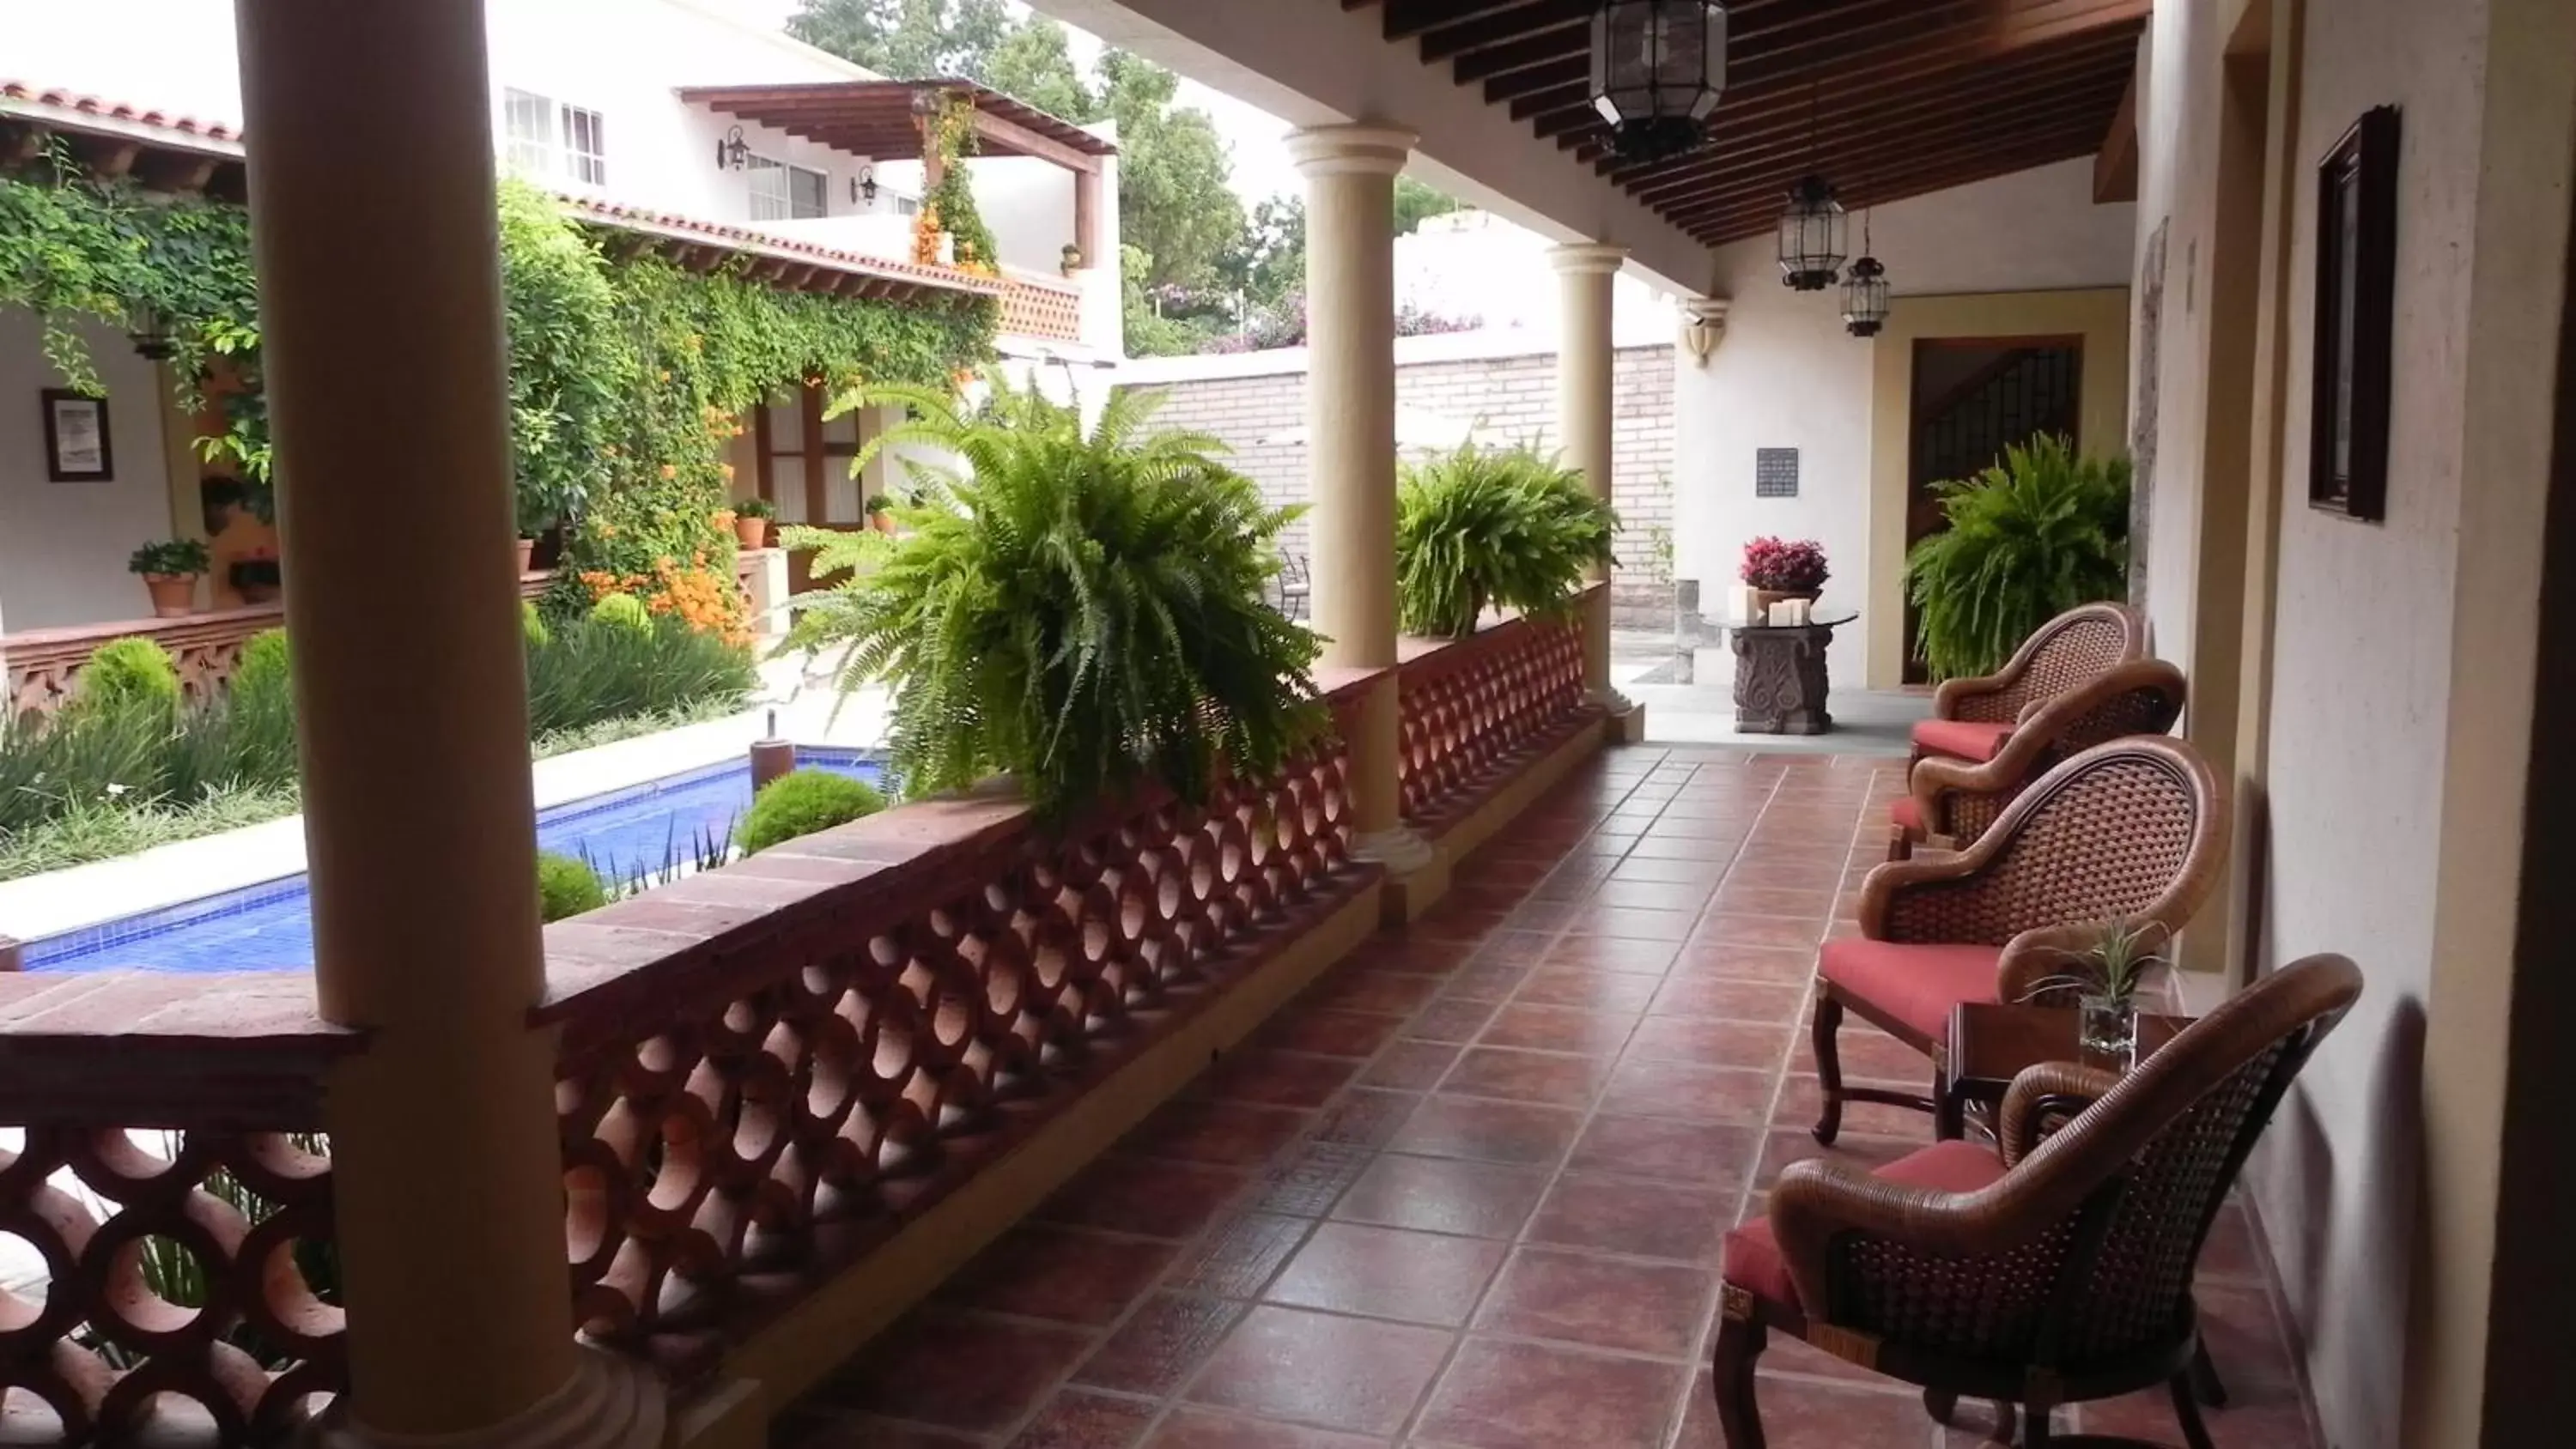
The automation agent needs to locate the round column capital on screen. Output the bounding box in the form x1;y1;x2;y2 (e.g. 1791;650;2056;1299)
1288;124;1418;178
1546;242;1629;276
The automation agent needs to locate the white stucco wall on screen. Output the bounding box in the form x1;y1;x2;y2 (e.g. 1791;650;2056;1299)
1673;159;2135;679
0;312;179;632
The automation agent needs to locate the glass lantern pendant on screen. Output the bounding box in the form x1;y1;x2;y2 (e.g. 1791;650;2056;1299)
1841;254;1890;336
1590;1;1728;165
1777;174;1847;292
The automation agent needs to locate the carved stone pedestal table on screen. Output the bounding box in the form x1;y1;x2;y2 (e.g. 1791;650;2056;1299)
1726;605;1857;735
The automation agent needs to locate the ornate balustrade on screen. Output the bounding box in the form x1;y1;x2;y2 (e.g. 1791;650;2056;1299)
1393;585;1598;835
3;573;555;718
0;673;1378;1443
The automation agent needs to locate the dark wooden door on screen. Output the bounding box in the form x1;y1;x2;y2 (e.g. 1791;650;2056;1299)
1903;337;2085;682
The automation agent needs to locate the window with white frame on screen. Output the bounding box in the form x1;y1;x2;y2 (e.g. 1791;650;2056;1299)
502;88;553;176
749;156;829;221
501;88;606;186
560;105;607;186
746;155;790;221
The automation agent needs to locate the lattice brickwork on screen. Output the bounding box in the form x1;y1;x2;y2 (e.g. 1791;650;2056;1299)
998;276;1083;341
1395;604;1591;831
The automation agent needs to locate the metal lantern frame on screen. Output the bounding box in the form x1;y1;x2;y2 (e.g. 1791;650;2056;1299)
1777;173;1847;292
714;124;750;171
1589;1;1729;164
1841;254;1890;336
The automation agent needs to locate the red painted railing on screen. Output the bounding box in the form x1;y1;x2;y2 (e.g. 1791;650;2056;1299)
1394;586;1596;834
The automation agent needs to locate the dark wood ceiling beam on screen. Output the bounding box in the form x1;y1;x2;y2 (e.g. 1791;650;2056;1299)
1484;54;1586;103
1626;57;2129;203
1662;93;2121;221
1667;111;2116;232
1454;22;1587;82
1511;81;1593;122
1383;0;1528;42
1421;0;1592;64
1690;130;2105;242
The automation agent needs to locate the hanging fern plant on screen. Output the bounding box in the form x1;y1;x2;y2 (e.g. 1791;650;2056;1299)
1904;433;2131;680
785;375;1321;823
1394;441;1618;638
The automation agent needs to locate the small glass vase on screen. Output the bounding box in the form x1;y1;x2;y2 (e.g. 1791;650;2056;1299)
2079;992;2140;1071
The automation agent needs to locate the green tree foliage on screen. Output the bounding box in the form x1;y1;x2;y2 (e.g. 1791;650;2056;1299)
787;0;1014;76
787;374;1320;823
1102;52;1245;298
1395;443;1619;638
738;768;889;853
985;15;1101;121
1904;434;2132;680
496;181;625;538
1393;176;1464;235
1224;197;1305;314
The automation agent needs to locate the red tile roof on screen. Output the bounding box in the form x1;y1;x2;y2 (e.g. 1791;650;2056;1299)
0;80;243;148
557;194;1008;300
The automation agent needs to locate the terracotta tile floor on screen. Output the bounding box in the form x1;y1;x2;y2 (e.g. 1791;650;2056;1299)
779;749;2325;1449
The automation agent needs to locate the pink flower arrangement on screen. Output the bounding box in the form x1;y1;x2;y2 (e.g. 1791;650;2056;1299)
1741;537;1829;591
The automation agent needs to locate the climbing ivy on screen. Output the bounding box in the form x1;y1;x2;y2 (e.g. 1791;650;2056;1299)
920;92;1001;276
0;165;997;564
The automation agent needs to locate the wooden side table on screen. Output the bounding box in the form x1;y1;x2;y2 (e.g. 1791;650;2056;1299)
1938;1001;2190;1140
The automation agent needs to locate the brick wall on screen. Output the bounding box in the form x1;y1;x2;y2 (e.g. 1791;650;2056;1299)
1125;343;1678;627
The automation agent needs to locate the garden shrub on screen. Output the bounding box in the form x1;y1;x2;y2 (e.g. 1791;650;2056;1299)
589;591;653;633
787;376;1319;823
78;638;184;724
737;768;887;854
536;851;607;922
524;616;756;738
521;601;551;652
1394;443;1618;638
222;630;298;785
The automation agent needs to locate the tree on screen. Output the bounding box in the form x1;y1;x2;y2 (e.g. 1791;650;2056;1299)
787;0;1014;78
1098;52;1246;299
1394;175;1464;235
985;16;1101;122
1225;196;1305;312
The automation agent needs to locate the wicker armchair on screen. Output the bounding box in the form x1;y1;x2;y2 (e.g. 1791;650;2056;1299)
1889;658;2189;860
1716;954;2362;1449
1911;602;2150;766
1815;737;2227;1144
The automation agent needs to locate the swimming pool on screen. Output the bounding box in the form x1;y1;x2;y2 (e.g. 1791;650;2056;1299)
21;747;884;974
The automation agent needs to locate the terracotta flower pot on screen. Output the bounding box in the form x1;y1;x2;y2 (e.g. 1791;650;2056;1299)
734;517;770;549
869;513;898;535
515;537;538;573
143;573;198;619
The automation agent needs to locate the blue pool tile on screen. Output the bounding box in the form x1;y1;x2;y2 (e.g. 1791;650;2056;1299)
24;748;884;975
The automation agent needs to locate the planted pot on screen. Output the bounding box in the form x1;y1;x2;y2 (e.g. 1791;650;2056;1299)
2079;992;2140;1071
515;537;538;573
143;573;198;619
869;512;898;535
734;516;770;549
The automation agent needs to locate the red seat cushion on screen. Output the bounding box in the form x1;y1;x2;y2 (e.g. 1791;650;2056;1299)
1817;937;2003;1040
1888;795;1923;834
1721;1140;2009;1310
1912;718;2014;762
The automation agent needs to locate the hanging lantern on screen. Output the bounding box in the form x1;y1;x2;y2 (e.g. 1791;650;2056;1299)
1589;1;1728;164
1841;255;1889;336
714;125;750;171
1776;174;1846;292
126;301;176;361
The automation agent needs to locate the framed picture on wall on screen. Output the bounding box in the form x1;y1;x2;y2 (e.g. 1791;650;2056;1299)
40;389;112;482
2309;106;2400;521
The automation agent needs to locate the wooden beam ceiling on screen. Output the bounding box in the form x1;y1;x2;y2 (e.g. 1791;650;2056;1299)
1338;0;2145;246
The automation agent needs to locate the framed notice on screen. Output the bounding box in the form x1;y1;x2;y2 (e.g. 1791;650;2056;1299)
2309;106;2400;521
41;389;112;482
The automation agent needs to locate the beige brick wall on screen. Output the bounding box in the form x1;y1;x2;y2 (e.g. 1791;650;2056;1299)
1127;344;1677;626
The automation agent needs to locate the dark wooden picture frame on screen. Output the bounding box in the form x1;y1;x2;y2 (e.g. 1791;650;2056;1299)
2309;106;2401;521
40;389;113;482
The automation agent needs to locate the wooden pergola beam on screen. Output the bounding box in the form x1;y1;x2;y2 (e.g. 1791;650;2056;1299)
969;106;1102;173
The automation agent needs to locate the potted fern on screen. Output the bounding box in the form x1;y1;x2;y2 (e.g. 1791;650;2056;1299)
128;538;210;617
1905;434;2130;680
1394;442;1618;638
786;374;1321;824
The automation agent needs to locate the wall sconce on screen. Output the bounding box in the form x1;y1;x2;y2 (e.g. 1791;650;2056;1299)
714;125;750;171
1680;296;1729;367
852;167;878;204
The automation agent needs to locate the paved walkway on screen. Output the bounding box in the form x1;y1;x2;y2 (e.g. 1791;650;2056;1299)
777;746;2322;1449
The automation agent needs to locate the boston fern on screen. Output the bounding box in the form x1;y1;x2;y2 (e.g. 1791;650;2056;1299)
1395;442;1618;638
1905;433;2131;680
787;376;1322;823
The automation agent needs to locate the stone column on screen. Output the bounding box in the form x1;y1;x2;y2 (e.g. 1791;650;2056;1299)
1290;124;1431;876
1549;243;1634;718
233;2;658;1445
